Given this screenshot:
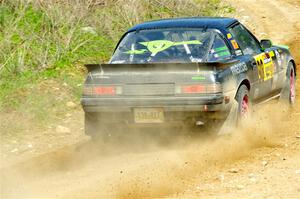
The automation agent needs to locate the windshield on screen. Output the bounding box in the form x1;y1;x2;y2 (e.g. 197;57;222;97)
110;28;214;64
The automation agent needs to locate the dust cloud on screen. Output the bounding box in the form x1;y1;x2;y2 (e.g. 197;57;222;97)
1;79;298;199
112;102;287;199
1;100;289;199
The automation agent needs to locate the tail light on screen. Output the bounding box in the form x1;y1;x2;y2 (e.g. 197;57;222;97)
182;85;205;93
83;85;122;96
94;86;116;95
176;83;222;94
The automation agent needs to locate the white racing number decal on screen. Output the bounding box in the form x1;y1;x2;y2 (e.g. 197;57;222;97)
230;62;248;75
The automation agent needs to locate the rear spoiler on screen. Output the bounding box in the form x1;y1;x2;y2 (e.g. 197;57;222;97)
85;60;238;73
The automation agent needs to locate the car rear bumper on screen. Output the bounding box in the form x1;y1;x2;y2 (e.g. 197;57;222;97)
81;94;229;112
81;95;233;128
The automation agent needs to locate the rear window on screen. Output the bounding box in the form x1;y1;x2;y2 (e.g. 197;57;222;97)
110;28;214;64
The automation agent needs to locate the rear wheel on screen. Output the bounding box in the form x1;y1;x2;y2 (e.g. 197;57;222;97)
236;85;251;125
280;62;296;105
218;85;251;135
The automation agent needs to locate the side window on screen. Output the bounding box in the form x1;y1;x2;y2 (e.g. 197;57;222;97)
208;34;231;61
229;24;261;55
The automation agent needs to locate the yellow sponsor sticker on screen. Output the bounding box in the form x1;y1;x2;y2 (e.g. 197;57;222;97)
231;40;239;49
227;33;232;39
254;52;275;81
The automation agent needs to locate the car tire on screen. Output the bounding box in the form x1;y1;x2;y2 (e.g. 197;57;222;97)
280;62;296;105
236;84;251;125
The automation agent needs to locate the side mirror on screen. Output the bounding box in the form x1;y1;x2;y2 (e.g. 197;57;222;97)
260;39;272;49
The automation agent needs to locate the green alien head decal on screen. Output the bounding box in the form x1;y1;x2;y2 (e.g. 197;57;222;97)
124;40;202;55
139;40;174;55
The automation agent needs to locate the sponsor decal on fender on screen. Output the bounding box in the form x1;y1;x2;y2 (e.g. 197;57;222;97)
230;62;248;75
254;52;275;81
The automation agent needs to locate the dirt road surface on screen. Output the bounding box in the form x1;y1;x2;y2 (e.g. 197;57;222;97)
1;0;300;198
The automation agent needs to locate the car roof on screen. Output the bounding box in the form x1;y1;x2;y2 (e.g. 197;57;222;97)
127;17;238;32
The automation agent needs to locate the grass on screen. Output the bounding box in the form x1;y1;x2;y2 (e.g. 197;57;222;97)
0;0;234;128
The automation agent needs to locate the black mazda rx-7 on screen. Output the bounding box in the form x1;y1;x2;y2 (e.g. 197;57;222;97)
81;17;296;139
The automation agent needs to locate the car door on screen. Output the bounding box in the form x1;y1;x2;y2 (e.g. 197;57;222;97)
265;45;285;94
228;23;278;101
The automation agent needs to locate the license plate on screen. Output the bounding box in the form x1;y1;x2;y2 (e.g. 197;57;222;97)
134;108;164;123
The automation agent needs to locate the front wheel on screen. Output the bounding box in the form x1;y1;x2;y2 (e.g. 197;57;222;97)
280;62;296;105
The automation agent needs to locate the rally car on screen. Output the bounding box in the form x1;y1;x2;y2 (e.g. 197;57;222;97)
81;17;296;138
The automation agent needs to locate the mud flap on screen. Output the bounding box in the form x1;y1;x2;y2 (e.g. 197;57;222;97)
217;100;239;135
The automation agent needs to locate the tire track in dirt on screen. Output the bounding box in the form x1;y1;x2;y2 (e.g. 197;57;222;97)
231;0;300;62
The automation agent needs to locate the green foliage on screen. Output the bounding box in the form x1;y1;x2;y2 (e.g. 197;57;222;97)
0;2;115;75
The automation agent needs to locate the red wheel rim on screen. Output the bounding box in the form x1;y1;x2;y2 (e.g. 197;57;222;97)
290;69;295;104
241;95;249;118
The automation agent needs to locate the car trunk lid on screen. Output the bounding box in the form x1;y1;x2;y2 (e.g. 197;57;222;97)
84;62;233;97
